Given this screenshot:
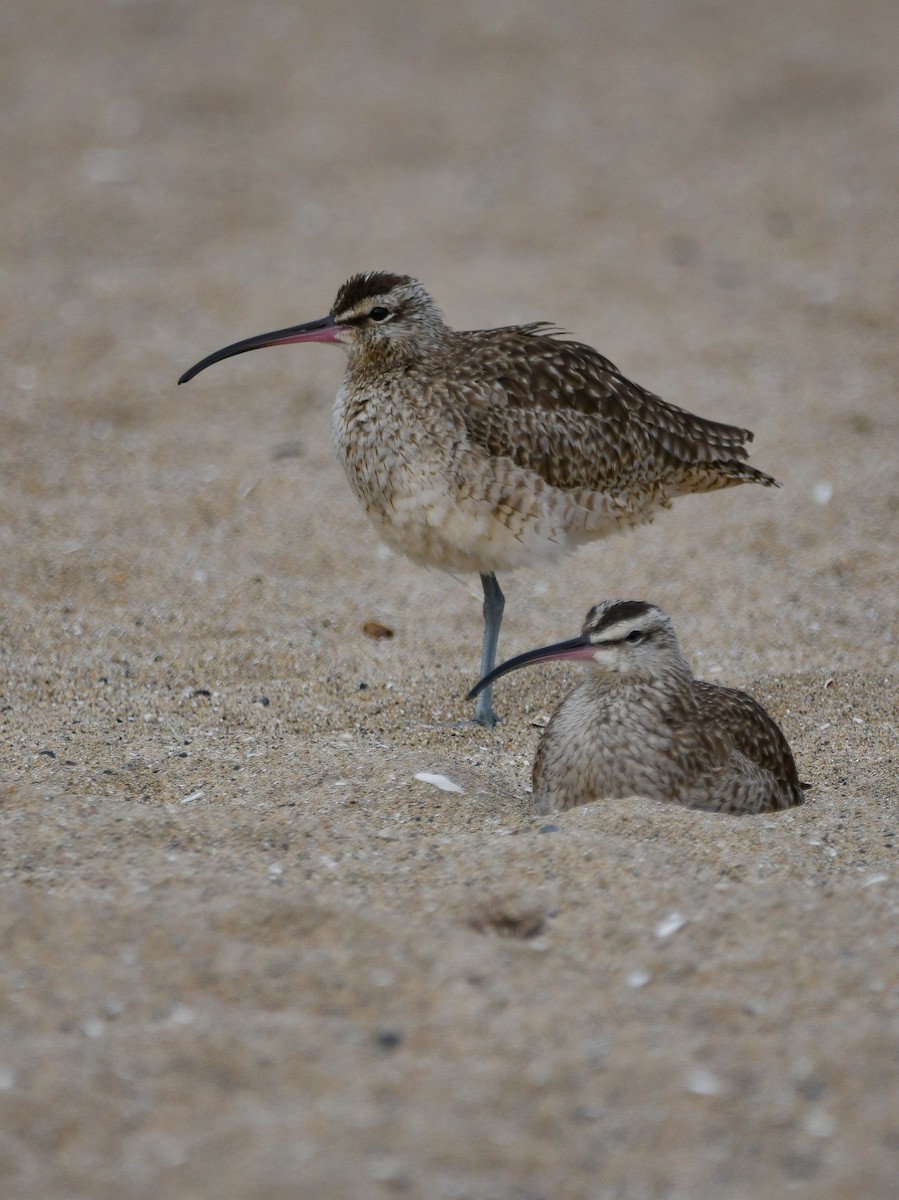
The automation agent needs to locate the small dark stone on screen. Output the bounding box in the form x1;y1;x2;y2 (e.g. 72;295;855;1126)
376;1029;404;1051
362;619;394;639
38;749;56;758
794;1074;826;1101
192;688;212;698
358;681;368;691
255;695;270;707
782;1151;821;1181
571;1104;603;1123
271;440;303;460
538;823;559;834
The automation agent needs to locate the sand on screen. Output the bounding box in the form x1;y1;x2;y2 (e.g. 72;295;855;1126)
1;2;897;1197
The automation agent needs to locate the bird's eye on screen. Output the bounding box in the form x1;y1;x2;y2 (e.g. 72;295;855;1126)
625;629;644;643
369;306;390;322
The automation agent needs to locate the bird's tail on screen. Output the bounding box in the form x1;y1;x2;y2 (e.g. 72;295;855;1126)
672;459;780;494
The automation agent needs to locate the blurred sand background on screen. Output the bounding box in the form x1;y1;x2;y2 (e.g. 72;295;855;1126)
1;1;897;1197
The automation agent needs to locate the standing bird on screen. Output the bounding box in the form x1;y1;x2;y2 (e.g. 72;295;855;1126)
179;272;777;727
468;599;806;814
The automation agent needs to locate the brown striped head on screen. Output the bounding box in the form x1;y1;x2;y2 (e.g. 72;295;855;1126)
178;271;447;384
328;271;451;362
467;599;690;700
577;599;688;680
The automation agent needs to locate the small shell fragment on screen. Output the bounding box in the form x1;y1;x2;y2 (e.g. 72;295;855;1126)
414;772;464;794
684;1067;724;1096
655;912;688;939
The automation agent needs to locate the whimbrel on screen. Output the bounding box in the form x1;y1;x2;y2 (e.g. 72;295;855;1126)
468;599;806;814
179;272;777;726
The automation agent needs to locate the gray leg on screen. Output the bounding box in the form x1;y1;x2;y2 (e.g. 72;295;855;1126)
473;572;505;728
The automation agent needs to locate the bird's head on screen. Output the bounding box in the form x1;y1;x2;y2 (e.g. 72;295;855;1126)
328;272;449;362
574;600;686;682
177;271;447;384
467;599;690;701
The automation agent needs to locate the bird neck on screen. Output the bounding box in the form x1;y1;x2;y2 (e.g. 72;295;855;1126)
344;323;454;379
584;656;694;698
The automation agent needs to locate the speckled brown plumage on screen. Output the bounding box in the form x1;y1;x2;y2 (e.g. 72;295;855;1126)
457;324;772;497
179;272;779;726
469;599;806;815
327;279;776;578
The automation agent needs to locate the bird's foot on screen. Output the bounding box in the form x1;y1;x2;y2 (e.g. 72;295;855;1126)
472;699;500;730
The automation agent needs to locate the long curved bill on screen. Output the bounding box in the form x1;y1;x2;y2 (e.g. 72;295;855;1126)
178;315;340;384
466;634;594;701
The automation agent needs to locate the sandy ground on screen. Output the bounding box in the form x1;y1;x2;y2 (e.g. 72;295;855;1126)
1;2;898;1197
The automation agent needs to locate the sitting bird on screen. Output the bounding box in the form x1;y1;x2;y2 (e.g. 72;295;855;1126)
468;599;807;814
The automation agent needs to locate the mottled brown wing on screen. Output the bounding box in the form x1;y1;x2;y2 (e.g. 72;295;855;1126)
653;691;737;784
457;325;777;493
693;681;805;799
